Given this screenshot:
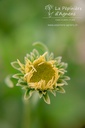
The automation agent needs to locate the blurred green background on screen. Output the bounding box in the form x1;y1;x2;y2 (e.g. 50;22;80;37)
0;0;85;128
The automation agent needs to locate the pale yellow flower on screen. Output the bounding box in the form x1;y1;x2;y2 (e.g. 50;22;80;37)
10;43;70;104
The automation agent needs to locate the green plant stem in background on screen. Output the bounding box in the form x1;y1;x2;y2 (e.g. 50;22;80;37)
21;93;40;128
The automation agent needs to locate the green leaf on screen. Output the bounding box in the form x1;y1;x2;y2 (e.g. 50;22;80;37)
24;89;34;100
12;73;23;79
59;68;67;74
32;49;39;57
26;54;31;61
43;93;50;104
30;54;35;62
16;79;27;86
11;61;20;70
16;79;27;88
26;49;39;61
62;76;70;80
59;62;68;69
17;59;24;70
48;52;54;60
26;52;35;62
57;79;68;86
42;91;46;95
16;83;21;86
57;86;65;93
62;80;68;85
50;90;56;96
57;83;64;86
55;56;62;63
38;91;43;98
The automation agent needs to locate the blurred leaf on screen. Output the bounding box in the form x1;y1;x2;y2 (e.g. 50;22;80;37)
5;75;14;88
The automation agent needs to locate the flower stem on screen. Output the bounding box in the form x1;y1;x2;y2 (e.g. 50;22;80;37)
33;42;49;53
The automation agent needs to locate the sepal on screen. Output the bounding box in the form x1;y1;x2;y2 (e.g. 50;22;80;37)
61;76;70;80
48;52;54;60
43;93;50;104
59;62;68;69
24;89;34;100
38;91;43;98
55;56;62;64
12;73;23;79
57;86;65;93
11;61;20;70
50;90;56;96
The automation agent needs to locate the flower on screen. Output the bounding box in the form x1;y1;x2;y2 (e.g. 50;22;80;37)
11;43;70;104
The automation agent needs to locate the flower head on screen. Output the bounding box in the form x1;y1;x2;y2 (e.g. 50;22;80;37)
11;43;70;104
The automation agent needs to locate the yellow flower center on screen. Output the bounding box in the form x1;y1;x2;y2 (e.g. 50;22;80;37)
30;62;55;83
24;53;59;90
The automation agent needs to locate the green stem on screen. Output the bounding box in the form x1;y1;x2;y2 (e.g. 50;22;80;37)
33;42;49;53
21;92;40;128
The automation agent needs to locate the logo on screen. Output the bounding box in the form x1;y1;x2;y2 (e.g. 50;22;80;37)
45;4;54;18
44;4;82;27
44;4;82;18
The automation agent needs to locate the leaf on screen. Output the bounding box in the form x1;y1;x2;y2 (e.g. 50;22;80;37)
11;61;20;70
59;68;67;74
48;52;54;60
55;56;62;63
30;54;35;62
12;73;23;79
26;54;31;61
57;83;64;86
62;80;68;85
50;90;56;96
30;52;35;58
32;49;39;57
43;93;50;104
5;75;14;88
42;91;46;95
18;79;26;84
58;79;68;86
38;91;43;98
16;83;21;86
26;52;35;62
24;89;34;100
57;79;67;86
16;79;27;89
62;76;70;80
57;86;65;93
16;79;27;87
17;59;24;70
59;62;68;69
